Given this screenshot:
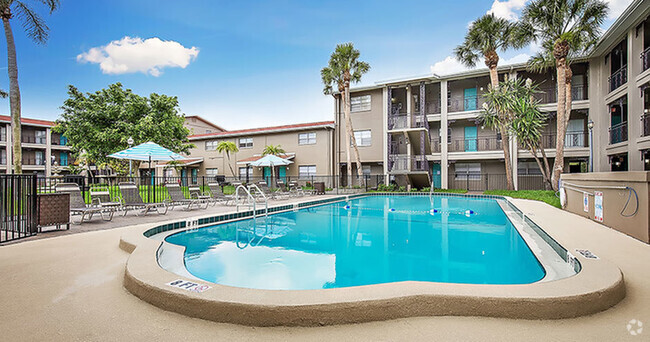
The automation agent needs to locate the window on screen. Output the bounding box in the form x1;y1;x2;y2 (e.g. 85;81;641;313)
0;149;5;164
298;132;316;145
299;165;317;179
205;129;212;134
0;125;5;141
351;95;371;112
35;130;46;144
454;163;481;180
517;162;542;175
35;151;44;165
353;130;371;147
206;168;218;177
239;167;252;179
239;137;253;148
362;165;372;175
205;140;218;151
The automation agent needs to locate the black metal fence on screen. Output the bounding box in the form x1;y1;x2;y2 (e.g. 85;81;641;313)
448;173;546;191
35;174;387;204
1;174;38;243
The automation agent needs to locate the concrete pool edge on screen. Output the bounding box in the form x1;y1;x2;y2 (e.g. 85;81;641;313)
119;194;626;326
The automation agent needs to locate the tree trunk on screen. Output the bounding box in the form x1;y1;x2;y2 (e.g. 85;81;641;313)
488;65;514;190
564;66;573;127
226;153;236;177
344;83;364;186
341;92;353;187
3;16;21;174
551;57;568;191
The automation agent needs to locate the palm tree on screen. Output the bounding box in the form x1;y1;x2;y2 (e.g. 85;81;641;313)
521;0;608;190
262;144;285;186
215;141;239;177
0;0;59;174
322;43;370;187
454;14;524;190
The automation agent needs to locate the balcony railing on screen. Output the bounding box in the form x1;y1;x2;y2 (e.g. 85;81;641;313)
0;157;6;165
641;113;650;137
533;84;587;104
609;122;628;144
608;66;627;92
448;95;483;113
22;158;46;166
426;101;441;114
642;46;650;72
388;113;428;130
388;154;428;172
430;138;441;153
448;136;503;152
541;131;588;149
21;135;46;144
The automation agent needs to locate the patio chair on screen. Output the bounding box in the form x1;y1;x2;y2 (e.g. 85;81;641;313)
55;183;115;224
206;182;235;205
277;180;296;197
289;180;310;196
90;186;122;212
256;181;288;200
165;183;209;210
117;182;169;216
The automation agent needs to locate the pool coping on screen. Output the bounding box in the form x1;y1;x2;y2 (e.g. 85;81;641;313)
119;193;626;326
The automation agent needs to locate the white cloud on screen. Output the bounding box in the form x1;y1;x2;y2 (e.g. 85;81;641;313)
430;53;529;76
487;0;527;21
77;37;199;76
605;0;633;20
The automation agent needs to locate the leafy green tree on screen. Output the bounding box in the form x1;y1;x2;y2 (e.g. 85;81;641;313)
322;43;370;186
215;141;239;177
54;83;193;166
455;14;525;190
1;0;60;173
483;77;553;189
262;144;285;185
521;0;608;190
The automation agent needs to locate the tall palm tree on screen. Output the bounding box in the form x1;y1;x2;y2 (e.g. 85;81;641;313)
322;43;370;187
0;0;59;174
262;144;285;186
215;141;239;177
454;14;524;190
521;0;607;190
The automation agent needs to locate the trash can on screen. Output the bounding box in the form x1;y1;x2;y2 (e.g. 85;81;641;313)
313;182;325;195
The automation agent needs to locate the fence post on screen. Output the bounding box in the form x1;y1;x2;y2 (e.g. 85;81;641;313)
32;172;38;234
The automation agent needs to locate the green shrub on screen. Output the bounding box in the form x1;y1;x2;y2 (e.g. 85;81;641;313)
420;187;431;192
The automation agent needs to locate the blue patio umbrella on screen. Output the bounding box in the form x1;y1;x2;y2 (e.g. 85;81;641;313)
108;141;186;179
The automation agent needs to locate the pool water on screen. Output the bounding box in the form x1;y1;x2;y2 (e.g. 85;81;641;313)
165;195;546;290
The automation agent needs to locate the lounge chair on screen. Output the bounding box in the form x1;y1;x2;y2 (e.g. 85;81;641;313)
55;183;115;224
277;180;297;197
90;186;122;211
206;182;235;205
255;181;288;200
118;182;169;216
165;183;209;210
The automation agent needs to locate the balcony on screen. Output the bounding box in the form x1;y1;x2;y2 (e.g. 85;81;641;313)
642;46;650;72
430;138;441;153
448;95;484;113
388;154;428;172
388;113;428;130
22;158;46;166
448;136;503;152
426;101;441;115
541;131;587;149
21;135;46;145
534;84;587;104
609;122;628;144
642;113;650;137
608;66;627;92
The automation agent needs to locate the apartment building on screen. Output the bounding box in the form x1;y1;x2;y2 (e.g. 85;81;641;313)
0;115;72;176
335;0;650;191
185;121;335;184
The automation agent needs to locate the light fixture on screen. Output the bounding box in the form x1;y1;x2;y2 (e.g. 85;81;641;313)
127;137;134;146
587;120;594;129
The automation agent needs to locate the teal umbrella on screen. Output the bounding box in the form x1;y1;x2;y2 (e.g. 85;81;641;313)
108;141;186;183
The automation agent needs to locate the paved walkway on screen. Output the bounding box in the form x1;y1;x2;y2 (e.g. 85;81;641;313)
0;198;648;341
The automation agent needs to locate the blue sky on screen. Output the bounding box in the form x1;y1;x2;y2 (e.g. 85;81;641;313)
0;0;632;129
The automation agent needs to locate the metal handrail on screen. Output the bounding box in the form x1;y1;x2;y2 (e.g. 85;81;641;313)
247;183;268;217
235;184;256;217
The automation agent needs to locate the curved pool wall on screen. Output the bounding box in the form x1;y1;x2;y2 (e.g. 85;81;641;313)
164;195;548;289
120;193;625;326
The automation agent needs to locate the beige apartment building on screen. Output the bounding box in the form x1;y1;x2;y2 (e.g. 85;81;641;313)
334;0;650;190
183;121;335;185
0;115;72;176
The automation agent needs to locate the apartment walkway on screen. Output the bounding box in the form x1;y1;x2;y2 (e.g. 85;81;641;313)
0;199;648;341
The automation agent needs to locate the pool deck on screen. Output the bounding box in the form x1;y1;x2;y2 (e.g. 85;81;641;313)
0;197;649;341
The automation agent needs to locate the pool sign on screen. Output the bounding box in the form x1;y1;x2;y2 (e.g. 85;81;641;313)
167;279;211;293
583;192;589;212
594;191;604;222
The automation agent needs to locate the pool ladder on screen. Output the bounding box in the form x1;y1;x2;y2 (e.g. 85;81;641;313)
235;184;268;220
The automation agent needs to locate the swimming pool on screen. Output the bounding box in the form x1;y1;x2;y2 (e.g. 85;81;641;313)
165;195;546;290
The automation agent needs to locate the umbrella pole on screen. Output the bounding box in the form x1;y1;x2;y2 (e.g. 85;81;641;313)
149;156;153;203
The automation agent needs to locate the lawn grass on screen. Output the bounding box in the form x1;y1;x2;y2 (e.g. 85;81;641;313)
483;190;560;208
432;188;468;194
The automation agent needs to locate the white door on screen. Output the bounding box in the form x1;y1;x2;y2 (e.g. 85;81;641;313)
565;119;584;147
